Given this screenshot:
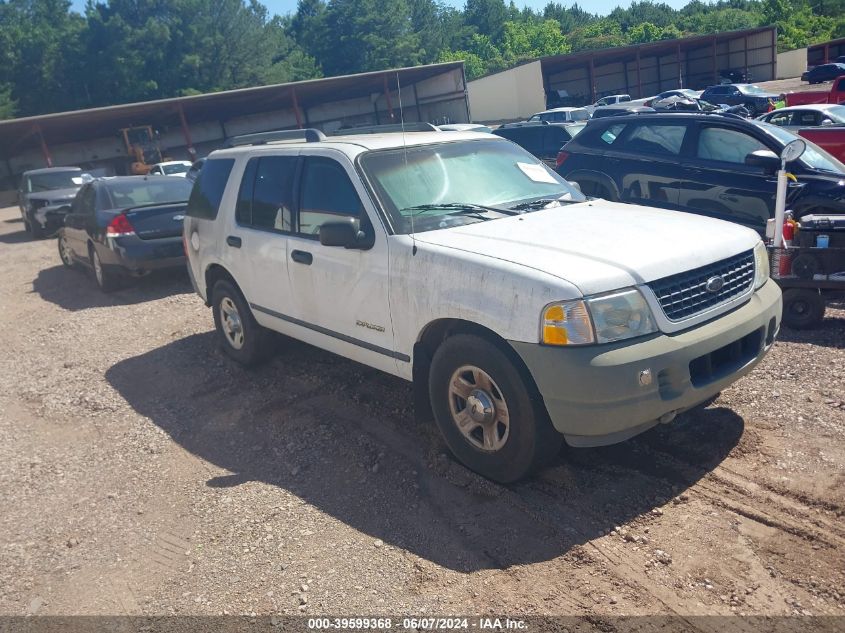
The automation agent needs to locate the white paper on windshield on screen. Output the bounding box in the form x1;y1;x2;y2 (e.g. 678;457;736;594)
517;162;558;184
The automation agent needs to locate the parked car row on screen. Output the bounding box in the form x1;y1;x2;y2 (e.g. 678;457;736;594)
17;123;786;484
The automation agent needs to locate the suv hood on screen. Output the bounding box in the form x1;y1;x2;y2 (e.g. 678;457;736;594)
412;201;760;296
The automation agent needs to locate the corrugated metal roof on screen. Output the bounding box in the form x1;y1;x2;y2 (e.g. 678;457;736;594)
0;62;465;156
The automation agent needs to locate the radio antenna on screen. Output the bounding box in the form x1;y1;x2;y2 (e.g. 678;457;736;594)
397;72;417;256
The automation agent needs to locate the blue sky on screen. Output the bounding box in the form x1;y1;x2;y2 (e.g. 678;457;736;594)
70;0;694;19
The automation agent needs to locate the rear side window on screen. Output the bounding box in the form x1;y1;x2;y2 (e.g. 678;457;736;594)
599;123;627;145
186;158;234;220
625;124;686;156
570;109;589;121
236;156;297;232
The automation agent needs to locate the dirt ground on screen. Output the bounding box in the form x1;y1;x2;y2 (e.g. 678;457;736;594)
0;203;844;625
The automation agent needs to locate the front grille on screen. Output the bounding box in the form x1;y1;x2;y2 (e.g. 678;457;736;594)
648;250;755;322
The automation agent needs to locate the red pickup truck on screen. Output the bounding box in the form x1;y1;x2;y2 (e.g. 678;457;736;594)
787;75;845;106
797;127;845;163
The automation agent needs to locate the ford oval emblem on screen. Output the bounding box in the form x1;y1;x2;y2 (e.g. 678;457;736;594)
705;276;725;293
173;215;185;221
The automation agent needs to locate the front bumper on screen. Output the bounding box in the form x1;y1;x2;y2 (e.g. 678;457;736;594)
34;207;70;236
509;281;782;447
103;235;186;274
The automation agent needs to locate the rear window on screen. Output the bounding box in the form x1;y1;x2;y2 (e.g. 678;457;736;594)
599;123;627;145
186;158;235;220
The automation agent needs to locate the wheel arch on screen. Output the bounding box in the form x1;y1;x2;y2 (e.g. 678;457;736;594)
565;169;620;201
411;318;545;423
204;263;240;307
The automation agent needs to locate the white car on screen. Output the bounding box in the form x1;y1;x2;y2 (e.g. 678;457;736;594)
148;160;193;177
526;107;590;123
184;128;781;482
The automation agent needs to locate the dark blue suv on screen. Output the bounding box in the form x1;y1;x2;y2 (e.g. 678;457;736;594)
556;112;845;233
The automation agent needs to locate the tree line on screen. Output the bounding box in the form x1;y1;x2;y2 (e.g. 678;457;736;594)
1;0;844;120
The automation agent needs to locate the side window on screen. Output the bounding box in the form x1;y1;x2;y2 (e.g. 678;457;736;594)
624;124;687;156
186;158;235;220
70;185;86;213
794;111;819;126
767;111;793;127
599;123;626;145
836;78;845;91
697;127;767;164
238;156;296;232
81;186;96;214
298;157;363;238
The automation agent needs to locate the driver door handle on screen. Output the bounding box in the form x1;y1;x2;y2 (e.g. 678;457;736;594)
291;250;313;265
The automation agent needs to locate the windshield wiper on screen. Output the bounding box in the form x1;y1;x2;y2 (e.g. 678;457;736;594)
509;197;577;211
401;202;517;217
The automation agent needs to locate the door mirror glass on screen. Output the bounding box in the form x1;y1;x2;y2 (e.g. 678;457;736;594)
744;149;780;172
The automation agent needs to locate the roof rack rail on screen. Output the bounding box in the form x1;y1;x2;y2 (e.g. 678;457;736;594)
227;128;326;147
331;122;439;135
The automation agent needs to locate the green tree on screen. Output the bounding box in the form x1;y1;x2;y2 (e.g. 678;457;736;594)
465;0;508;42
628;21;662;43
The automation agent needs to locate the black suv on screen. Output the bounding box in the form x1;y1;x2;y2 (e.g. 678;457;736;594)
556;112;845;233
700;84;777;115
493;122;586;167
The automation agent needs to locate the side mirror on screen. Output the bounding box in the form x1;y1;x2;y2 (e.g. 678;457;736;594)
319;220;372;249
820;119;834;126
567;180;582;193
745;149;780;173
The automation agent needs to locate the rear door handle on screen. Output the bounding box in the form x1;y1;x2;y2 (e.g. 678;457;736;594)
291;249;313;265
226;235;242;248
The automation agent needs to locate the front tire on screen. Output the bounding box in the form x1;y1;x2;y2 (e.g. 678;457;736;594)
211;280;275;366
782;288;825;329
429;334;562;483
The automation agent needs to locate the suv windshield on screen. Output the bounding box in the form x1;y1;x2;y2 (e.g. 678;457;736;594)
29;171;82;192
360;139;584;234
759;122;845;173
738;85;768;95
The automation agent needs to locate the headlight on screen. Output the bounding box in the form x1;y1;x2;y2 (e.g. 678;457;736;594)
541;289;657;346
753;241;770;289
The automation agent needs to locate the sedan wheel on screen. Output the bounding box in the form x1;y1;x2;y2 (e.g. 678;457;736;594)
58;233;74;268
90;246;120;292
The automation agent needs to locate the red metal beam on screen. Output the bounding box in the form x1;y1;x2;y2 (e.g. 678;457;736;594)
291;88;304;129
34;124;52;167
177;102;196;160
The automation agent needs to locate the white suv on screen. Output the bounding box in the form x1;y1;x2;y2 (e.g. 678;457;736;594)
185;127;781;482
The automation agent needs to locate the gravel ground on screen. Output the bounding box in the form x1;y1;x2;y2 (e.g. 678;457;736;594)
0;203;843;621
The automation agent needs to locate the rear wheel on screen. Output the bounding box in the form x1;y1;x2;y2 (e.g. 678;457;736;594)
90;245;120;292
782;288;825;330
429;334;562;483
58;232;75;268
211;280;275;366
577;179;616;201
